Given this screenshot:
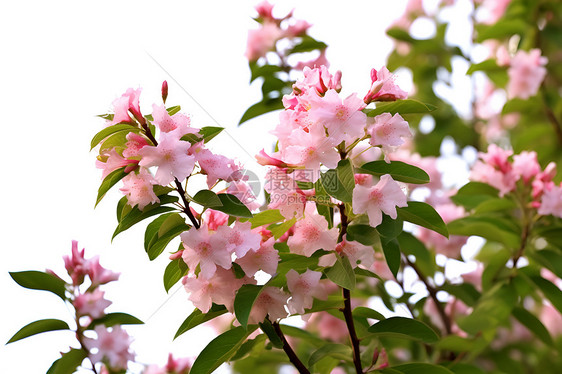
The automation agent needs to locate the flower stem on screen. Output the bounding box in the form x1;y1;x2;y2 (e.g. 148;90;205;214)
272;321;310;374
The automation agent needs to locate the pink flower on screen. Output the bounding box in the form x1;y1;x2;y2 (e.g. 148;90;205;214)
216;221;261;258
245;21;284;61
248;286;289;323
227;180;261;211
256;149;289;168
202;209;229;231
309;311;348;342
287;204;338;256
264;168;306;219
151;104;197;139
255;0;275;20
108;88;142;126
120;169;160;210
64;240;89;286
512;151;540;183
190;143;241;188
308;89;367;145
83;325;135;370
96;148;138;180
182;268;249;313
364;67;408;104
236;237;279;277
286;269;324;314
470;144;517;196
73;289;112;319
335;235;375;268
538;183;562;218
532;162;557;201
138;132;195;186
293;66;342;96
88;256;120;286
122;133;150;158
352;174;408;227
507;49;547;100
367;113;412;162
181;224;233;279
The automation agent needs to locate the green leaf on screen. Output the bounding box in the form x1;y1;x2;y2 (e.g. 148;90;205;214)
268;217;297;240
214;194;253;218
368;317;439;343
113;195;178;239
450;182;499;209
250;63;284;82
95;167;128;207
367;99;437;117
392;363;454;374
321;159;355;203
276;252;322;274
397;232;435;276
289;35;327;54
529;275;562;314
397;201;448;238
144;213;174;253
347;224;379;246
167;105;181;116
175;304;228;340
447;216;519;248
234;284;263;329
46;349;88;374
192;190;223;208
303;297;345;314
528;249;562;279
466;59;501;75
199;126;225;143
457;283;517;334
386;27;415;42
473;198;516;214
440;283;480;307
9;271;67;300
248;209;284;228
258;319;283;348
377;214;404;240
239;98;284;125
512;306;553;346
87;313;143;329
146;213;189;260
357;161;430;184
476;19;528;42
436;335;487;353
190;326;257;374
381;238;401;278
308;343;352;366
90;123;138;150
163;258;189;292
325;254;356;290
353;306;385;321
7;319;69;344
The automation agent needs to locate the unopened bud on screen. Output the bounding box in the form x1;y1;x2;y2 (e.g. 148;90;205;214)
162;80;168;104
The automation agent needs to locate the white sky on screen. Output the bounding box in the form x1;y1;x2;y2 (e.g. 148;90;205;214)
0;1;411;372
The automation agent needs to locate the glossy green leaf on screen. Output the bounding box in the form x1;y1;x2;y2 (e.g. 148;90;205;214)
347;224;379;246
457;283;517;334
368;317;439;343
258;319;283;348
529;249;562;279
325;254;356;290
113;195;178;239
377;214;404;240
213;194;253;218
450;182;499;209
163;258;189;292
144;213;173;252
473;198;516;214
239;98;284;125
367;99;437;117
276;252;322;274
529;276;562;314
397;232;435;276
308;343;352;366
435;335;487;353
440;283;480;307
357;161;430;184
248;209;284;228
447;216;519;248
87;313;143;329
314;178;334;228
90;123;138;150
289;35;327;54
7;319;69;344
46;349;88;374
250;63;284;82
234;284;263;329
146;214;189;260
190;326;257;374
268;217;297;239
512;306;553;346
381;238;401;278
199;126;224;143
95;167;128;207
9;271;67;300
303;297;345;314
321;159;355;203
397;201;448;238
174;304;228;340
192;190;223;208
353;306;385;321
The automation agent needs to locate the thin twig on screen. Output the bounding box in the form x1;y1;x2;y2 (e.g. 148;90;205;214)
272;321;310;374
342;288;364;374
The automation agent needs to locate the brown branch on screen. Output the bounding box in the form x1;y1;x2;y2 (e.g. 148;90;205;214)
404;257;452;335
342;288;364;374
272;321;310;374
512;222;530;269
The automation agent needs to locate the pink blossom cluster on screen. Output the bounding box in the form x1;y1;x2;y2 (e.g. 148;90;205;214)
245;1;317;64
506;49;548;100
96;86;256;211
59;241;135;372
471;144;562;217
143;354;192;374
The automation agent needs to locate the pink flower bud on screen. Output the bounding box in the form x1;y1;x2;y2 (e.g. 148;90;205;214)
256;149;289;168
162;80;168;104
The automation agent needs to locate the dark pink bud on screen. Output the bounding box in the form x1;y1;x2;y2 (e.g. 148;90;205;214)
162;80;168;104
